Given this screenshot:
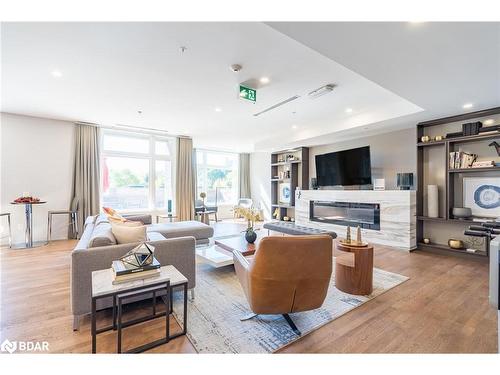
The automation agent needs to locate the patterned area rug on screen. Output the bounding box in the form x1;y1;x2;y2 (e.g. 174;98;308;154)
172;259;408;353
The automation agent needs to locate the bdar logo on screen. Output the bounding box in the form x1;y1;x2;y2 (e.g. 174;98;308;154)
1;339;17;354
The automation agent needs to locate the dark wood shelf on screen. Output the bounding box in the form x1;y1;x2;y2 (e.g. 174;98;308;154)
447;131;500;144
417;216;447;222
417;242;487;257
448;167;500;173
271;204;295;209
416;107;500;259
417;140;446;147
271;160;302;167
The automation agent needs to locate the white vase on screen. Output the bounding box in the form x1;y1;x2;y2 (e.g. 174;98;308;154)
427;185;439;218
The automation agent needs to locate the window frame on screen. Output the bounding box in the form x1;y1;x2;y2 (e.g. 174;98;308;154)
100;129;176;214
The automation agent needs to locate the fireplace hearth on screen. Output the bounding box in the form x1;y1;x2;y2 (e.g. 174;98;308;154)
309;201;380;230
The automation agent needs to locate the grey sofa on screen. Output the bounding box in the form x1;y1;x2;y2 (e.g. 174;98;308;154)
71;213;213;330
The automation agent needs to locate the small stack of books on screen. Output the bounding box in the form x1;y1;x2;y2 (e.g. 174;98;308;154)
111;243;161;284
471;160;495;168
449;151;477;169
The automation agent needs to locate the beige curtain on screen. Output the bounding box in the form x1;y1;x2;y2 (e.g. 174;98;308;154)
71;123;101;237
239;153;251;198
176;137;195;221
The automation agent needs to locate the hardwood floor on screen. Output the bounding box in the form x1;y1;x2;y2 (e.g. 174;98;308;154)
0;221;497;353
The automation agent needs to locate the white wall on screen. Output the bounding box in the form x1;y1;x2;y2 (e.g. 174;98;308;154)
1;113;75;245
309;128;417;190
250;152;272;220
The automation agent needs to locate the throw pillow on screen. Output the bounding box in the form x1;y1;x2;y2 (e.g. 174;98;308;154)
110;221;147;244
103;206;127;223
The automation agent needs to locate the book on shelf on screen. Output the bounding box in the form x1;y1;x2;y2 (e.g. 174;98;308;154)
112;268;161;284
471;160;495;168
449;151;477;169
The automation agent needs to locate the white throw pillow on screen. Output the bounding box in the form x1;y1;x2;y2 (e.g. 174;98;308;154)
111;221;147;244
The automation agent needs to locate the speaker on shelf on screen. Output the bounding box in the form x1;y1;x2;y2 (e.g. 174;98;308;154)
397;173;414;190
311;177;318;190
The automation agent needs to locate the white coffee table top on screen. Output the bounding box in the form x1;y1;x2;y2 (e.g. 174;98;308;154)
196;245;234;268
92;265;188;298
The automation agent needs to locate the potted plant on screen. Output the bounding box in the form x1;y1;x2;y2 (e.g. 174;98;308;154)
234;206;262;244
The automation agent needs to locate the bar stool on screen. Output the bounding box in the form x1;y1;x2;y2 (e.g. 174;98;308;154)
0;213;12;248
47;198;79;242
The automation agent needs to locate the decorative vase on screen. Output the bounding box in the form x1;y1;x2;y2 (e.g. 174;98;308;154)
245;228;257;244
427;185;439;218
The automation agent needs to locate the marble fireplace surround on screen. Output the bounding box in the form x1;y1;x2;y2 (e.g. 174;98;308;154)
295;190;416;251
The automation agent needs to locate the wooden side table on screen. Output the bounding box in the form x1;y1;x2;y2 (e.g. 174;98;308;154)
335;241;374;295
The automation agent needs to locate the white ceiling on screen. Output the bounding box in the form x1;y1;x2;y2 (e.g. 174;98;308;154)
264;21;500;148
1;22;499;152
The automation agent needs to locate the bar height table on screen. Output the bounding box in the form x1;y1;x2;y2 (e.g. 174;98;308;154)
10;201;47;249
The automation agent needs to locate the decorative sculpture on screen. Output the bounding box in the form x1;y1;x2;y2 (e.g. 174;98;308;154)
346;226;351;243
356;226;362;244
488;141;500;156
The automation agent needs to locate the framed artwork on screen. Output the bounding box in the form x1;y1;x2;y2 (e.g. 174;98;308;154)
279;182;291;204
463;177;500;218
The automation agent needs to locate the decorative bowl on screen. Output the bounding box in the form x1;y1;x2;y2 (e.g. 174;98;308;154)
448;239;465;249
452;207;472;219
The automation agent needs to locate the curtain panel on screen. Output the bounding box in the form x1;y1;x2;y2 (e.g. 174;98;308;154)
239;153;251;199
176;137;195;221
71;123;101;237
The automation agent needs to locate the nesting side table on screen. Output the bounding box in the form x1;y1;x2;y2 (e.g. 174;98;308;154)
335;241;374;295
91;265;188;353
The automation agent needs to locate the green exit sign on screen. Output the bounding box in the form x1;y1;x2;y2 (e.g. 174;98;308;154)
239;85;256;103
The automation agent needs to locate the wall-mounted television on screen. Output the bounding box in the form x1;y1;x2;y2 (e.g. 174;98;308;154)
315;146;372;187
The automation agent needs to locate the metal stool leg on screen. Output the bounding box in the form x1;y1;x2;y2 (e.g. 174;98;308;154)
47;213;52;242
71;212;77;239
7;214;12;248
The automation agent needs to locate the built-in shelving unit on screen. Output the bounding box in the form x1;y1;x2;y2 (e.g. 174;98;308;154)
271;147;309;221
416;106;500;258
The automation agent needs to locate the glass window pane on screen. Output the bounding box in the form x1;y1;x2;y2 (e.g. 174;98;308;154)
102;157;149;210
103;133;149;153
155;160;173;210
155;140;170;156
196;150;239;206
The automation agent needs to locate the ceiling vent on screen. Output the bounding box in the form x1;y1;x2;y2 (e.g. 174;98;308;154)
253;95;300;117
308;84;335;99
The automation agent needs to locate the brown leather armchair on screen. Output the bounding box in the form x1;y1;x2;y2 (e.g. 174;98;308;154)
233;235;333;335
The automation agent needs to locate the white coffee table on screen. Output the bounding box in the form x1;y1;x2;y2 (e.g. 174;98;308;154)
196;245;234;268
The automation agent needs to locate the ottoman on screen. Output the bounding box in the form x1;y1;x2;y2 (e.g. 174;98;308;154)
147;220;214;245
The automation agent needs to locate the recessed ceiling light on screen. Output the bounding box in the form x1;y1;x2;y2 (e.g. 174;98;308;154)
484;119;495;125
291;124;298;129
51;70;62;78
345;108;353;113
260;77;270;84
215;107;222;112
462;103;474;109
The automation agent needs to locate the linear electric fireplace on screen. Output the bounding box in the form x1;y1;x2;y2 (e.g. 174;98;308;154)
310;201;380;230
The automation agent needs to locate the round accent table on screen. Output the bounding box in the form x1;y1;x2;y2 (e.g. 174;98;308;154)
335;241;374;295
10;201;47;249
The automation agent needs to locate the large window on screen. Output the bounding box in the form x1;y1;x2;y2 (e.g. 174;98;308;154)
196;149;239;206
101;130;176;212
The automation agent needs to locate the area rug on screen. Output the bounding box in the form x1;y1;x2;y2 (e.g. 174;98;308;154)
172;259;408;353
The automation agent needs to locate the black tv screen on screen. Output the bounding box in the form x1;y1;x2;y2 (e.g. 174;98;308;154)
315;146;372;187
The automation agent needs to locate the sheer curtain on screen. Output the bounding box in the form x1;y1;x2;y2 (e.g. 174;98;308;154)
176;137;195;221
239;153;251;199
71;123;101;236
